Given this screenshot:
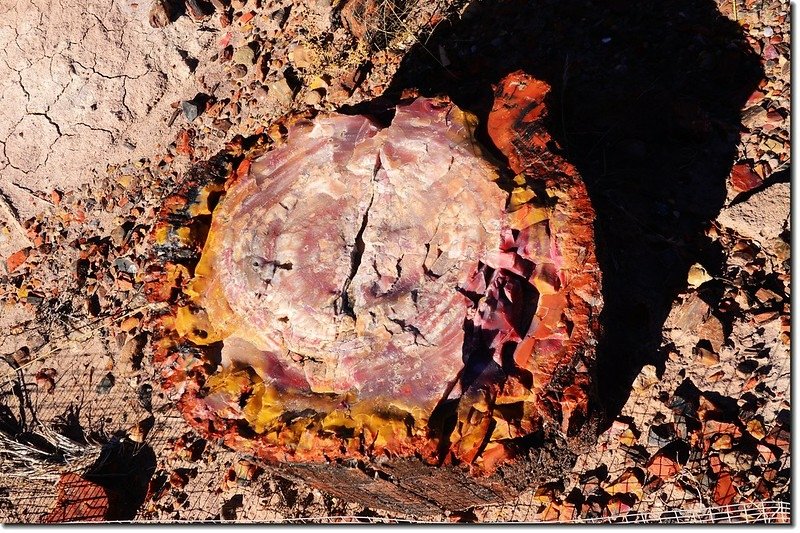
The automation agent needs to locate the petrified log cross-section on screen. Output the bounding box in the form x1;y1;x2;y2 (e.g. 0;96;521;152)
193;99;508;408
147;72;601;513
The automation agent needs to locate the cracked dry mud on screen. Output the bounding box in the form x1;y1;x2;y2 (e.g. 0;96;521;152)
0;0;210;221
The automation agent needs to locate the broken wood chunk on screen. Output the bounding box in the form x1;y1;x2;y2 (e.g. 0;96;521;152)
147;72;601;510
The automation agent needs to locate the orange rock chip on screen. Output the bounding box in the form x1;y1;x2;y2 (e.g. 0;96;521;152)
647;453;681;479
713;472;737;506
605;468;645;500
6;248;30;273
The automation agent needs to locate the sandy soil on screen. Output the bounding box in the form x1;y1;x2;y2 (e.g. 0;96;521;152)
0;0;790;523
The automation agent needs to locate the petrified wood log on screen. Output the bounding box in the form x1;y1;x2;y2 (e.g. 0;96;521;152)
145;71;601;513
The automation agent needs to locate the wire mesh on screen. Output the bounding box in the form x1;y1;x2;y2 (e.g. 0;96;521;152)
0;161;791;523
0;305;790;524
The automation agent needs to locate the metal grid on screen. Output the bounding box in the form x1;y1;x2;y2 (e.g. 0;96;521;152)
0;312;791;524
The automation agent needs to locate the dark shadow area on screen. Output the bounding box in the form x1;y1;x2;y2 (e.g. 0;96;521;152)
0;396;154;521
384;0;763;426
85;438;157;521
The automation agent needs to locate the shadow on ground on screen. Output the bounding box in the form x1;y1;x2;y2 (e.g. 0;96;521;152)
85;439;156;521
384;0;764;426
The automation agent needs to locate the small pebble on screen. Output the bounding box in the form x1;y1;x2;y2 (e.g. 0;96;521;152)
138;383;154;411
303;89;323;106
185;0;209;21
213;119;233;133
35;368;57;393
648;424;676;448
148;0;173;28
11;346;31;366
119;335;145;371
673;414;689;440
233;45;256;66
96;372;115;394
736;359;759;376
252;86;269;103
114;257;138;274
182;100;201;121
110;225;127;248
268;77;294;106
231;64;248;78
271;6;290;27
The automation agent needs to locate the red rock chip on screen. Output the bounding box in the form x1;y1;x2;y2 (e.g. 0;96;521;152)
43;473;109;523
709;454;724;474
176;128;195;156
729;163;763;193
35;368;57;393
6;248;30;273
713;472;737;506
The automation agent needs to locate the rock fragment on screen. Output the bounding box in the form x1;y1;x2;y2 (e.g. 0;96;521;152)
185;0;211;21
43;473;109;523
149;0;174;28
96;372;115;394
717;182;789;246
232;45;256;66
647;453;681;479
6;248;30;273
267;77;294;106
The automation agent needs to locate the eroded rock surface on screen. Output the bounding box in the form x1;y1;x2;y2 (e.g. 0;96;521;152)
0;0;209;197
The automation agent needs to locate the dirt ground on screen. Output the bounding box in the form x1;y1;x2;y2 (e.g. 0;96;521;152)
0;0;790;523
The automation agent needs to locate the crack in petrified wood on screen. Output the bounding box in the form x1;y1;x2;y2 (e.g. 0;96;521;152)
337;154;378;321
